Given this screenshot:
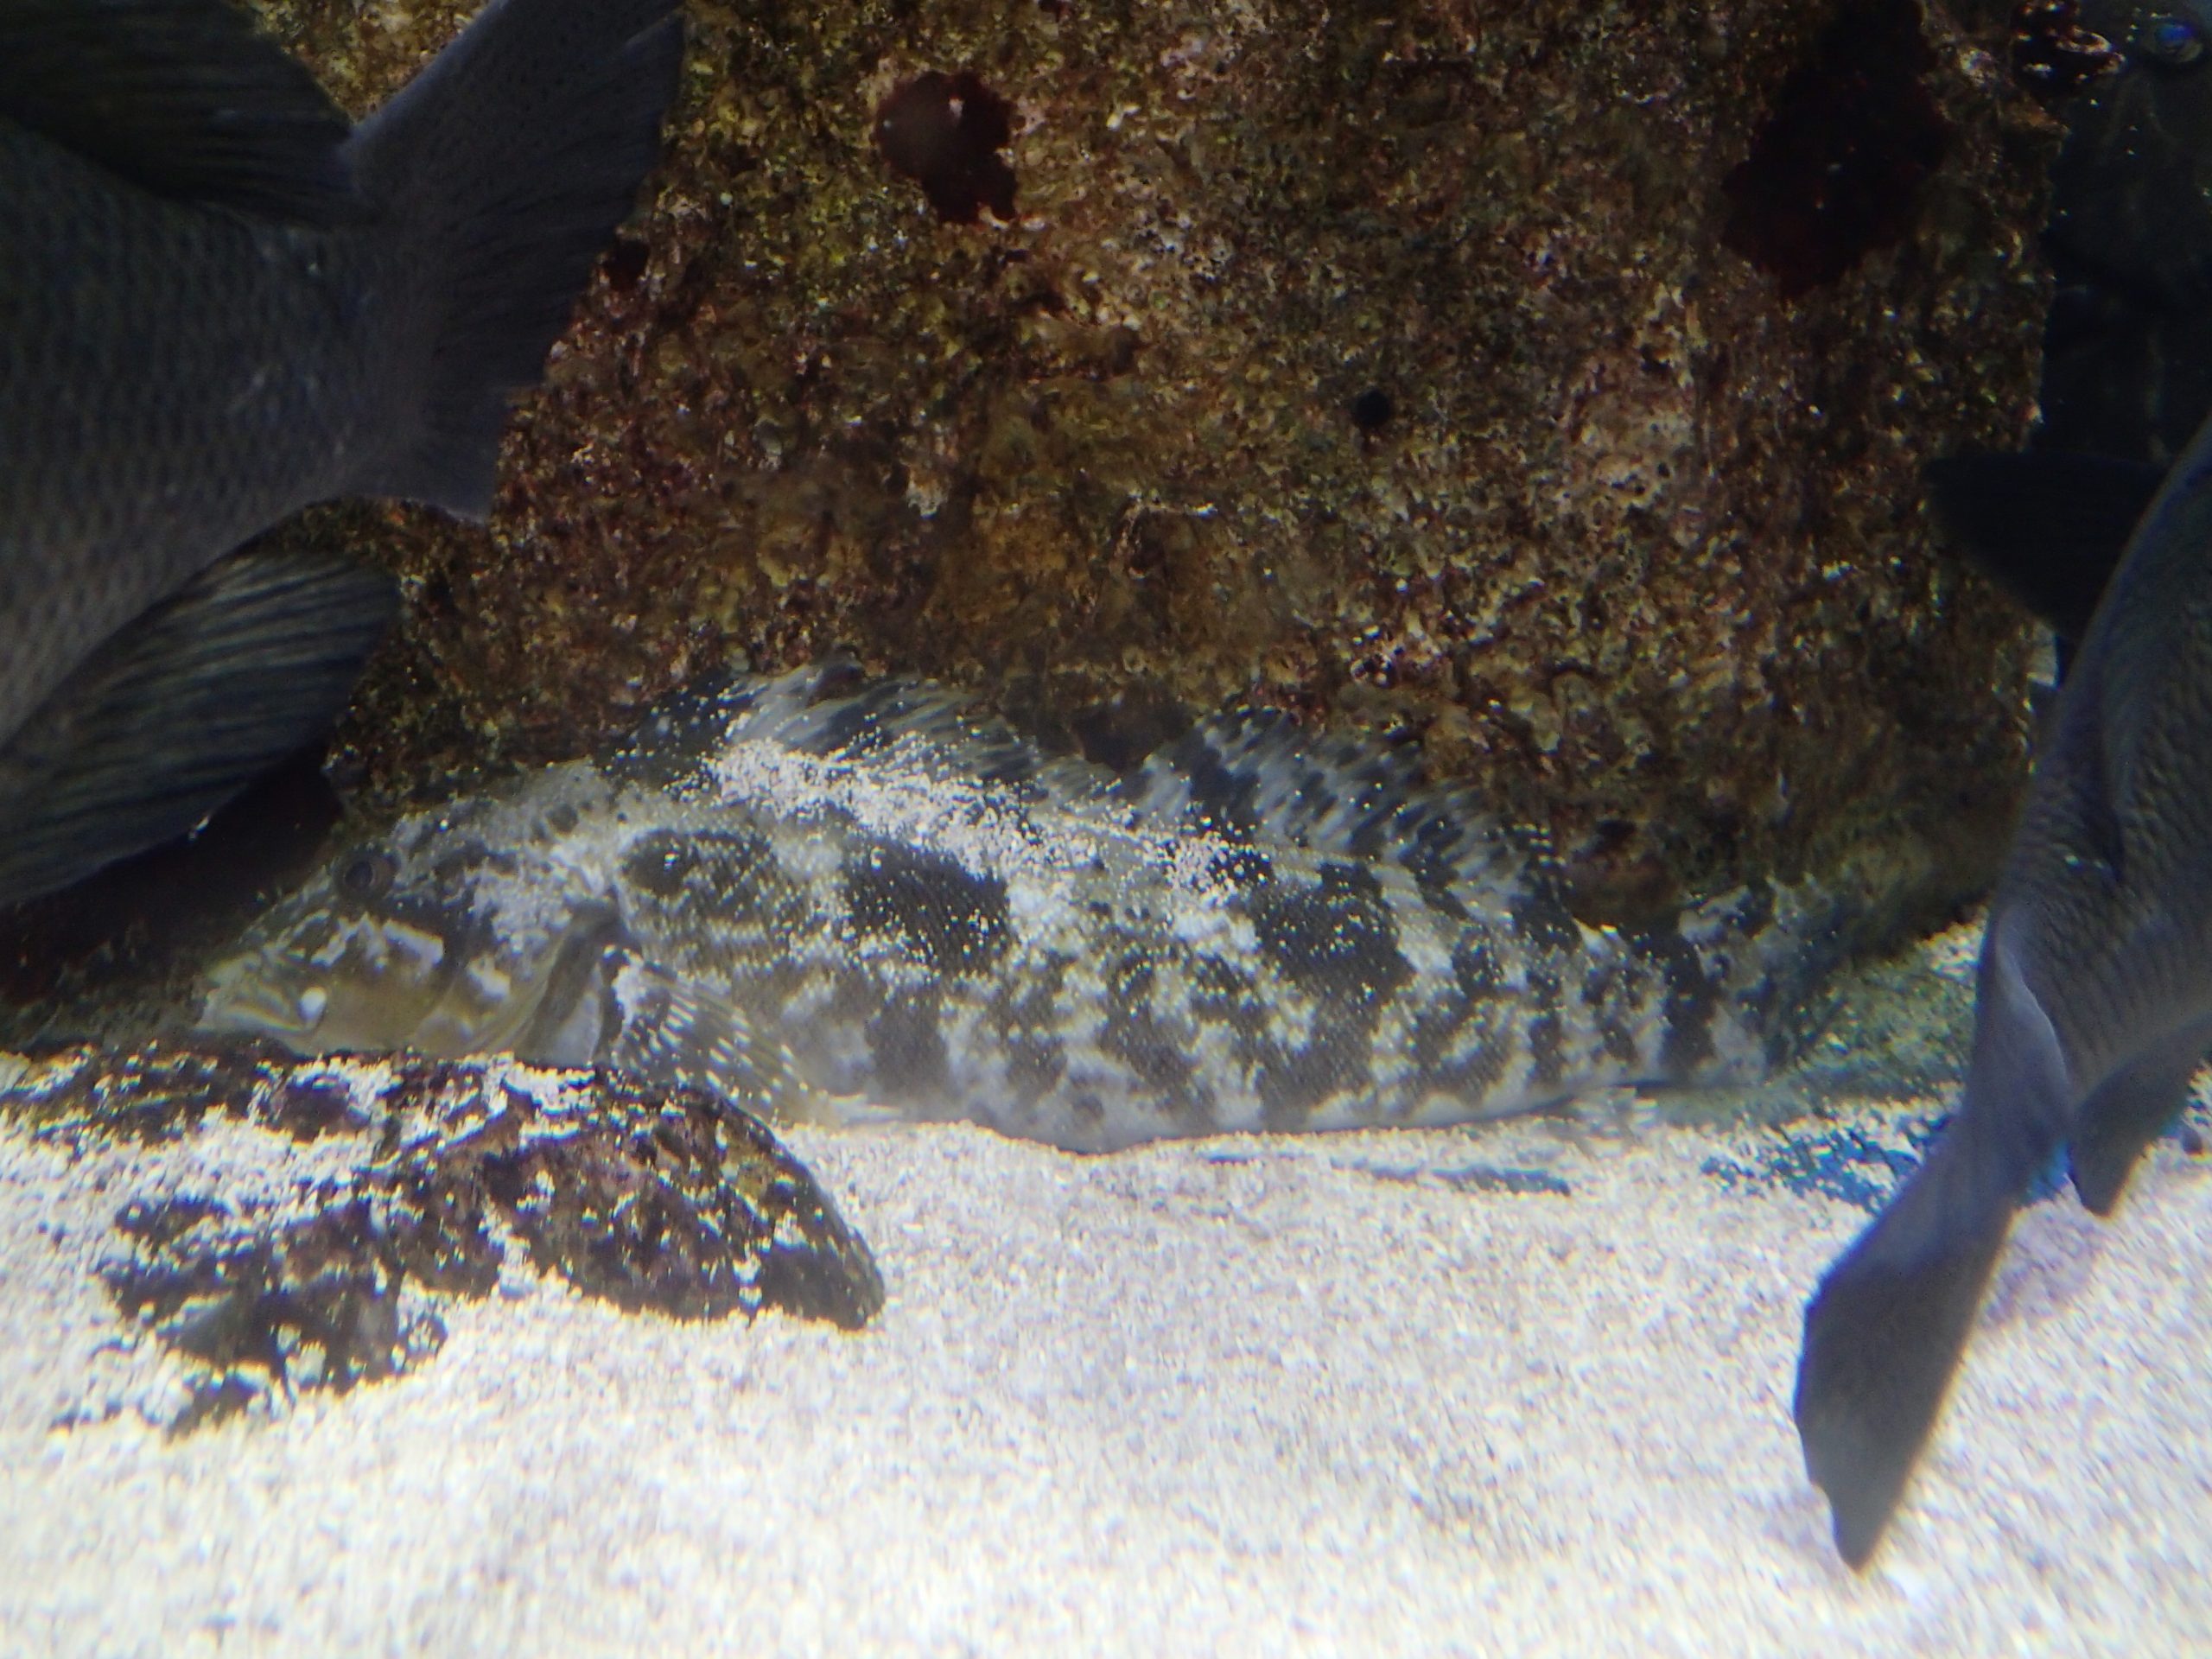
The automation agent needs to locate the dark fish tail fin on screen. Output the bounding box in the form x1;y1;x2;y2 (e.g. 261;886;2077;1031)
2069;1022;2211;1216
1923;451;2163;645
0;549;396;910
343;0;683;518
1795;930;2075;1566
0;0;356;222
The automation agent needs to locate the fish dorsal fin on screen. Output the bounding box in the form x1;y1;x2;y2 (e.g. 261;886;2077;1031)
1121;710;1542;893
613;658;1060;797
0;545;396;909
1923;450;2164;645
620;661;1552;905
742;659;1047;785
0;0;356;222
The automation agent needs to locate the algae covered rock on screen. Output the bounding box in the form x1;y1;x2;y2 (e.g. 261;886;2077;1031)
257;0;2061;932
2;1043;882;1429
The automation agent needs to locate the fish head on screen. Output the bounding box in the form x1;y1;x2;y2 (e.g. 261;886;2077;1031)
196;768;622;1059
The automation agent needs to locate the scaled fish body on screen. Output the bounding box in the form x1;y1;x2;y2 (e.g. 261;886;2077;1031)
0;0;681;905
200;664;1854;1154
1796;398;2212;1567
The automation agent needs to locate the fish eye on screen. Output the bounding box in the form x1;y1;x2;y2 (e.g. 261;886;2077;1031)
2141;14;2206;66
337;849;398;903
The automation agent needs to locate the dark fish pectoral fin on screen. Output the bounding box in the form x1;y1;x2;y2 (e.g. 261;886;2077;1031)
342;0;684;518
2069;1024;2212;1217
1794;1134;2017;1568
1923;451;2164;645
0;547;395;911
1797;928;2076;1566
0;0;358;222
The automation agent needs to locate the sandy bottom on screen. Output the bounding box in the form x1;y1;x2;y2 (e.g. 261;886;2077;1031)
2;1102;2207;1657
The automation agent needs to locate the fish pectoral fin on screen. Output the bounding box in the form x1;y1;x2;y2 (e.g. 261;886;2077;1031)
1797;929;2072;1567
1794;1133;2017;1569
0;0;359;223
1923;450;2164;645
594;950;822;1126
0;546;396;911
2068;1022;2212;1216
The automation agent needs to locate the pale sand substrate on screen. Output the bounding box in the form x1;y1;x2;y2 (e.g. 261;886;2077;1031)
2;1105;2208;1657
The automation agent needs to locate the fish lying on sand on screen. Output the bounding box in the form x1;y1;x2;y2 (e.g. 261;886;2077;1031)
0;0;682;906
1796;396;2212;1567
197;661;1872;1154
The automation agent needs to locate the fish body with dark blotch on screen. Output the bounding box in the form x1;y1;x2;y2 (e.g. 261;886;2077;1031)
1796;397;2212;1567
0;0;683;906
195;662;1866;1154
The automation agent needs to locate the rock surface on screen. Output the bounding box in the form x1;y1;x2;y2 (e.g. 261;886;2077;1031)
0;1043;884;1427
259;0;2060;930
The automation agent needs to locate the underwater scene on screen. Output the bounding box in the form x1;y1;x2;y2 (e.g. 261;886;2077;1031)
4;0;2212;1649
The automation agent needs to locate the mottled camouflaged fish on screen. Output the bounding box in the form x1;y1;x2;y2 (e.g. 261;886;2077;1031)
197;662;1862;1153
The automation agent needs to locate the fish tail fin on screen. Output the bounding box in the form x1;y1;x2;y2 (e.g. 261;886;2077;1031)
343;0;683;518
1795;925;2073;1566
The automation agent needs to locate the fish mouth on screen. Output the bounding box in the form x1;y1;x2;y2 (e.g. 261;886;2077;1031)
194;954;330;1046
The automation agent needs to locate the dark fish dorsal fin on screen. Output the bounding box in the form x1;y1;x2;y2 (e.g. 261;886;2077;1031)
337;0;683;516
1923;451;2165;644
0;0;356;222
0;545;396;910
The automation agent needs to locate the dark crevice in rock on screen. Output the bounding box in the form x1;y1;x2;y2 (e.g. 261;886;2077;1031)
1724;0;1952;300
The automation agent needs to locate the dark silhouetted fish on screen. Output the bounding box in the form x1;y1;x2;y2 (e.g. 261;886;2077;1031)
0;0;683;906
1926;3;2212;670
2042;0;2212;464
1796;392;2212;1567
